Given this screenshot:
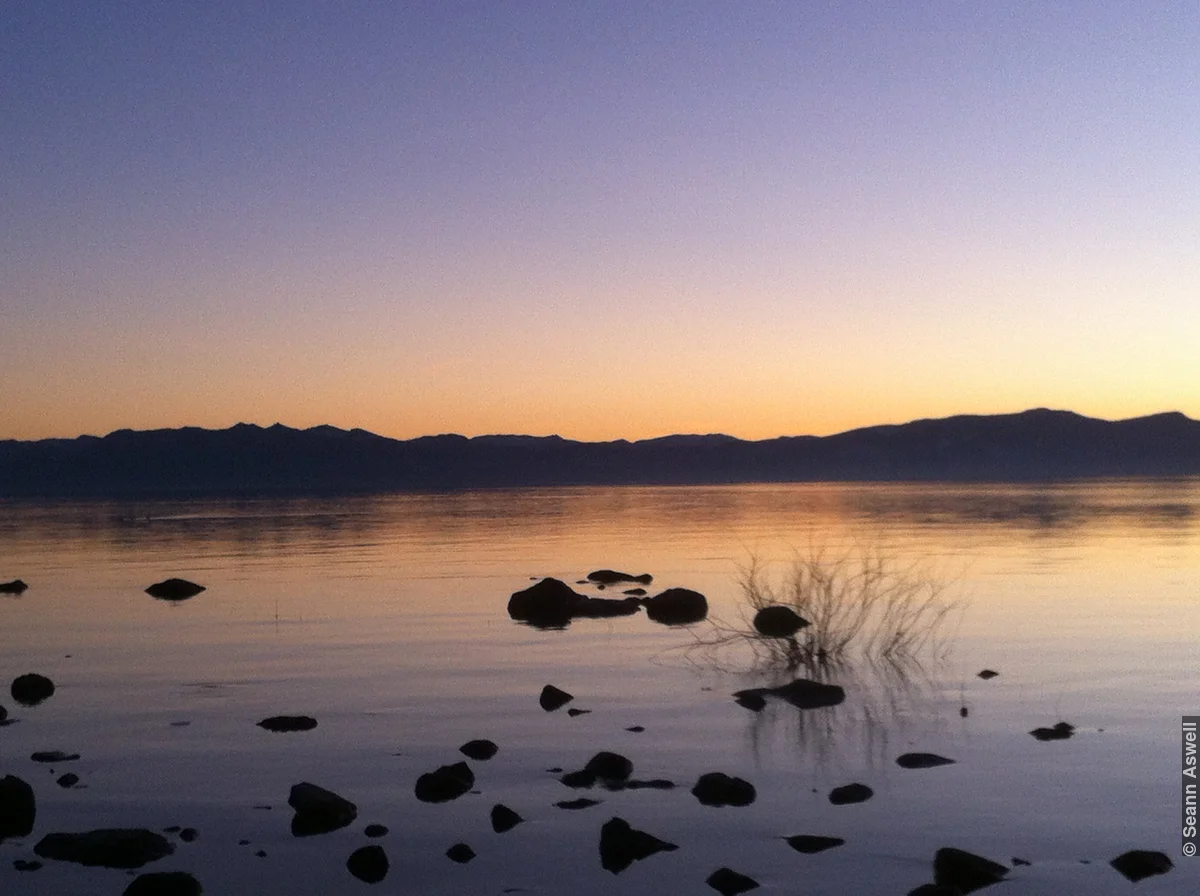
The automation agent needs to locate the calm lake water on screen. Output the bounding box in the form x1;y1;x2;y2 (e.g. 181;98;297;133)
2;481;1198;894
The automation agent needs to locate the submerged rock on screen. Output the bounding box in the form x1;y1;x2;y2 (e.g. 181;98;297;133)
34;828;175;868
784;834;845;854
706;867;760;895
644;588;708;625
364;824;388;838
539;684;574;712
123;871;203;895
556;797;601;810
56;773;80;789
587;570;653;586
828;783;873;805
11;673;55;707
145;579;206;600
490;804;523;833
692;772;756;807
567;708;591;717
0;775;36;842
414;762;474;803
446;843;475;863
31;750;80;763
977;669;999;680
1029;721;1075;741
584;752;633;783
459;739;498;761
347;845;389;884
573;595;643;619
13;860;42;871
508;578;584;627
0;579;28;594
257;715;317;733
733;678;845;710
752;606;809;638
608;778;675;791
288;782;358;837
933;846;1008;892
1110;849;1173;882
896;753;956;769
598;817;677;874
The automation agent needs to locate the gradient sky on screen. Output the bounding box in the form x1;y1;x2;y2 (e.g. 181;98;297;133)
3;2;1198;442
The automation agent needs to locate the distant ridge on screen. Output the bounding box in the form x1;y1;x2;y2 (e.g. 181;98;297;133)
2;409;1199;497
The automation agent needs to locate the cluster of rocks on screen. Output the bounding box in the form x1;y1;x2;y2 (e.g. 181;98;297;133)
507;572;708;628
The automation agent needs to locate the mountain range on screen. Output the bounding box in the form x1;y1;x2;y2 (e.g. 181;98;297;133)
2;409;1199;497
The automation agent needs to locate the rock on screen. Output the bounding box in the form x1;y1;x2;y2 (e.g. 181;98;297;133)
692;772;756;807
34;829;175;868
1011;857;1031;866
57;773;80;789
706;867;760;895
907;886;959;896
123;871;203;895
0;705;6;722
828;783;873;805
508;578;584;627
145;579;205;600
11;673;55;707
556;798;601;810
644;588;708;625
572;596;643;619
31;750;80;763
1030;721;1075;741
609;778;675;791
623;588;647;596
539;684;574;712
178;828;198;843
733;678;845;710
0;775;36;841
752;606;809;638
977;669;999;679
13;859;42;871
346;844;388;883
784;834;845;854
257;716;317;733
625;725;645;733
1110;849;1173;882
587;570;653;586
364;824;388;838
414;762;474;803
446;843;475;863
491;804;523;833
933;846;1008;892
287;782;358;837
584;752;633;782
560;769;597;788
598;817;677;874
0;579;29;594
896;753;956;769
459;739;498;761
567;708;591;717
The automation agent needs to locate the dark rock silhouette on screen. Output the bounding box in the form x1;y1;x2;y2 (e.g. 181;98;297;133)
733;678;845;710
598;817;677;874
625;725;645;733
1030;721;1074;741
907;886;960;895
706;866;760;895
977;669;999;679
933;846;1008;892
445;843;475;863
459;739;498;760
346;845;389;883
828;783;873;805
587;570;653;586
539;684;574;711
257;715;317;733
57;773;80;789
567;708;591;716
145;579;205;600
13;860;42;871
896;753;956;769
692;772;756;807
623;587;647;596
32;751;80;763
556;797;601;810
1110;849;1173;882
752;606;809;638
11;673;55;707
414;762;474;803
560;769;597;788
0;775;36;842
123;871;203;895
490;804;523;833
644;588;709;625
784;834;845;854
364;824;388;838
584;751;633;783
508;578;584;627
288;782;358;836
0;579;28;594
34;829;175;868
607;778;675;791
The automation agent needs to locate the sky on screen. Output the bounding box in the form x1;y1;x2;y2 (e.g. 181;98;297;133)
3;1;1198;442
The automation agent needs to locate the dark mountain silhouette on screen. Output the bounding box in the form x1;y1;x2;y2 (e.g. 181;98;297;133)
1;409;1198;497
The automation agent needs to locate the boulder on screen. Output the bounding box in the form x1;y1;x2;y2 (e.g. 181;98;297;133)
490;804;523;833
34;829;175;868
896;753;956;769
11;673;55;707
0;579;28;594
587;570;653;586
123;871;203;895
598;817;677;874
539;684;574;712
828;783;873;805
752;606;809;638
706;867;760;895
733;678;845;710
0;775;36;842
414;762;474;803
145;579;205;600
1110;849;1173;882
508;578;584;627
346;845;389;884
784;834;845;854
692;772;756;807
644;588;709;625
287;782;358;837
933;847;1008;892
459;739;498;761
257;715;317;733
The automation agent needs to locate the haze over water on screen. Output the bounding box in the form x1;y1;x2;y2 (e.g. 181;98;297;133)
2;480;1197;893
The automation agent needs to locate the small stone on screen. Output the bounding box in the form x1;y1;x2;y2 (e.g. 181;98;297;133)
414;762;474;803
706;867;760;895
784;835;845;854
32;750;80;763
1030;721;1075;741
145;579;205;600
539;685;574;712
1110;849;1173;882
254;850;266;858
752;605;809;638
692;772;756;807
346;844;388;884
584;752;632;782
567;708;591;717
57;773;80;789
624;725;645;733
491;804;523;833
828;783;873;805
896;753;956;769
459;739;498;761
446;843;475;863
364;824;388;838
178;828;198;843
0;579;29;594
977;669;999;679
257;716;317;733
556;798;601;810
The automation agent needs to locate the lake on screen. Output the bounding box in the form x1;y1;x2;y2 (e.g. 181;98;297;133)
2;481;1198;894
